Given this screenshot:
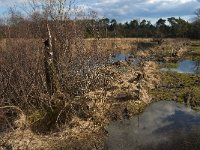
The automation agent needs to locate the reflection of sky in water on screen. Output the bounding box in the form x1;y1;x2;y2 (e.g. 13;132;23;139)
107;101;200;150
161;60;200;75
112;53;130;62
111;53;140;65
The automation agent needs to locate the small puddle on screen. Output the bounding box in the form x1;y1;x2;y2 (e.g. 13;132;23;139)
111;53;140;65
107;101;200;150
112;53;129;62
161;60;200;74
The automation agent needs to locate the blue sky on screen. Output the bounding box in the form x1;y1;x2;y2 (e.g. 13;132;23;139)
0;0;200;23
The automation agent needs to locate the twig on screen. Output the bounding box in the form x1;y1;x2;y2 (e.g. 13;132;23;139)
0;106;24;114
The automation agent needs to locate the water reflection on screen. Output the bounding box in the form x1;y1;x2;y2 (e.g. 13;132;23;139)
111;53;140;65
161;60;200;75
112;53;129;62
107;101;200;150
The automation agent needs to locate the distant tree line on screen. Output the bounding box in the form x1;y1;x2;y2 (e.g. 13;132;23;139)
0;8;200;39
85;8;200;39
86;12;200;39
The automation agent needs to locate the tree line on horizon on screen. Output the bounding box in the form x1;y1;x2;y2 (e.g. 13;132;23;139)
0;8;200;39
86;9;200;39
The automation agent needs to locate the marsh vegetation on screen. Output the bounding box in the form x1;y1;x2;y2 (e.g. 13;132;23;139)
0;0;200;149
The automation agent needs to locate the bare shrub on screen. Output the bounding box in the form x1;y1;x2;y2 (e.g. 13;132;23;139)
0;0;112;135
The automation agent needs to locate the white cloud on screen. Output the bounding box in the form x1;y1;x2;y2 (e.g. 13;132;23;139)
79;0;200;21
1;0;200;22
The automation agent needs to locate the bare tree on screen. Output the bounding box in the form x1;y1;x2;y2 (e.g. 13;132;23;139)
0;0;112;136
195;8;200;22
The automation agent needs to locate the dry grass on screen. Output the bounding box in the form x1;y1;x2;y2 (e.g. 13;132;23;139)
84;38;153;52
3;38;190;149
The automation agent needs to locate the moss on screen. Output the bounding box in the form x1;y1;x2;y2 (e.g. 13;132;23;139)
160;72;199;87
194;48;200;53
191;47;200;55
151;71;200;108
185;44;200;61
150;89;175;101
193;56;200;61
189;87;200;108
160;63;179;68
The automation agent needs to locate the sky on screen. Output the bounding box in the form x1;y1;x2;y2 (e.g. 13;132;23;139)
0;0;200;23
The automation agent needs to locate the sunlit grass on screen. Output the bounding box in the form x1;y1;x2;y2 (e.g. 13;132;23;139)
160;62;179;68
192;47;200;55
151;71;200;109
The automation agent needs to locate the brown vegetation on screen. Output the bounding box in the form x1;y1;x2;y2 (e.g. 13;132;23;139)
0;0;191;148
0;36;162;149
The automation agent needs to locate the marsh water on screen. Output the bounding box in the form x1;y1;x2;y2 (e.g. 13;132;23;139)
111;53;129;62
161;60;200;74
111;53;140;65
107;101;200;150
107;55;200;150
112;52;200;75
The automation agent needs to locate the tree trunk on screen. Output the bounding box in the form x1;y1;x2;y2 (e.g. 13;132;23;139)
44;24;60;96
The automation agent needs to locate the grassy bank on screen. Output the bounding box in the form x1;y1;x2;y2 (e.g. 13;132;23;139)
151;40;200;110
151;71;200;106
184;40;200;61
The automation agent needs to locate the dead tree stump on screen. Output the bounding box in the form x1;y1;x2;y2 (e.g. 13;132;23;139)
44;24;60;96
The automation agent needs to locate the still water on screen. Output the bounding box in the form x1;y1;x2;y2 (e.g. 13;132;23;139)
112;53;129;62
111;53;140;65
161;60;200;75
107;101;200;150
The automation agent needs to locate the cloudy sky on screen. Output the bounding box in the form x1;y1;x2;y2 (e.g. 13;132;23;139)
0;0;200;22
78;0;200;22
